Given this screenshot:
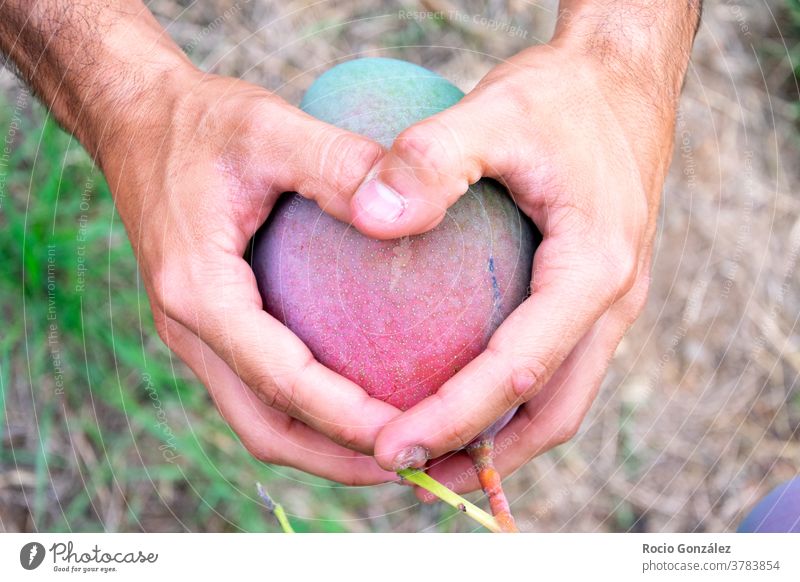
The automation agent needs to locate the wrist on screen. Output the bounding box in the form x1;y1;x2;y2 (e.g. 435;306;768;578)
89;60;200;178
70;20;199;171
496;36;685;198
551;0;700;106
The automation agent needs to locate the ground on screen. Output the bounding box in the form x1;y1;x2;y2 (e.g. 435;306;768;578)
0;0;798;532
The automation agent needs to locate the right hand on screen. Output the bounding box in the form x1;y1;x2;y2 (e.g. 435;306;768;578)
98;67;401;484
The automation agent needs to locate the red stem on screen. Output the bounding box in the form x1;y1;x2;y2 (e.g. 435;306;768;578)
467;438;519;533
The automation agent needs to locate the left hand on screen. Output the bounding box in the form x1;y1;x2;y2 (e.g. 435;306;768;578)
351;41;683;492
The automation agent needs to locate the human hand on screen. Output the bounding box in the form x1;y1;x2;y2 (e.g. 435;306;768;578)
0;0;406;484
353;4;699;492
98;67;414;484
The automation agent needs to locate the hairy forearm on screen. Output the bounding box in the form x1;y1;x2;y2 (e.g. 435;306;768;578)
554;0;702;102
0;0;192;163
534;0;702;188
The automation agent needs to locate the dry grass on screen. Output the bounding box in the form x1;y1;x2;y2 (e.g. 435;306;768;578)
1;0;797;532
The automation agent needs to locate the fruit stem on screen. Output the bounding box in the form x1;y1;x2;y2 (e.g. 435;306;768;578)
256;482;295;533
466;438;519;533
397;468;503;533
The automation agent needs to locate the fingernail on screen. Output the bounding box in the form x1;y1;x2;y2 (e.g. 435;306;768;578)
354;179;406;223
392;445;430;471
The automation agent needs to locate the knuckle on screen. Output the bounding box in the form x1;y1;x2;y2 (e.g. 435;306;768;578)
506;357;549;404
593;243;639;301
440;419;478;451
628;273;651;318
258;375;295;415
247;97;286;134
152;312;172;346
259;356;311;416
313;131;381;194
475;73;529;117
149;265;192;325
148;254;236;339
393;120;453;176
550;417;582;447
501;80;535;122
240;433;278;464
330;422;362;452
614;249;639;294
488;343;550;405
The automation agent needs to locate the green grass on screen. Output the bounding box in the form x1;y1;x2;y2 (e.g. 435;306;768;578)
783;0;800;134
0;99;382;532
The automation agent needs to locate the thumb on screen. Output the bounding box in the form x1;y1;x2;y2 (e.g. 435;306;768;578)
350;98;505;239
277;111;385;223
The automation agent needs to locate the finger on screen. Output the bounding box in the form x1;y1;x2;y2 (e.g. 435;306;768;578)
420;323;615;495
229;97;384;225
153;253;402;456
279;111;385;222
160;314;396;485
372;219;640;471
420;275;649;494
348;94;518;239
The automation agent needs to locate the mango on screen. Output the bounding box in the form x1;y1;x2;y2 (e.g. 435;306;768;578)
251;57;537;411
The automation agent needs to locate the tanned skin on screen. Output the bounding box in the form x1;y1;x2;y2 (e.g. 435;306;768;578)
1;1;701;492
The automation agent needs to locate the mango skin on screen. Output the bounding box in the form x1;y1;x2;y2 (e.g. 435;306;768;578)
252;58;538;410
737;477;800;533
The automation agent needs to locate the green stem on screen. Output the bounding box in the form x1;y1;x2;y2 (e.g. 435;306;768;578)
256;482;295;533
397;468;502;533
272;504;295;534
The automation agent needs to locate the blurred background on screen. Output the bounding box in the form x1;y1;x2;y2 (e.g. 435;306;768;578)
0;0;797;533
